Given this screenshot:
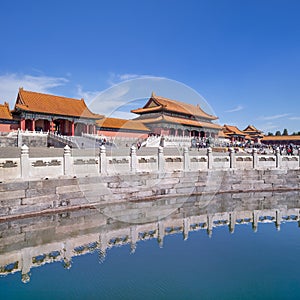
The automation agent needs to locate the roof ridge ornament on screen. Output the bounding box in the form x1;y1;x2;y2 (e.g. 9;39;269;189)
151;91;156;98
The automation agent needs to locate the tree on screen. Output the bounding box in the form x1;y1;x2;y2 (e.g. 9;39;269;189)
267;132;274;136
282;128;288;136
275;131;281;136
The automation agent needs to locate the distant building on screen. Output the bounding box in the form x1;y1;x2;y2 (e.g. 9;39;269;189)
223;124;249;143
0;102;19;132
243;125;264;143
261;135;300;145
131;92;221;138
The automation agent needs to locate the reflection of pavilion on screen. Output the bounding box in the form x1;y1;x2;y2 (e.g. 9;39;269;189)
1;191;300;283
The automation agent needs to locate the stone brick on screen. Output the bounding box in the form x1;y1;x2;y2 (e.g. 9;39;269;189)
58;191;84;200
0;181;28;192
0;190;25;200
25;187;56;198
108;181;143;188
175;186;196;194
21;194;58;205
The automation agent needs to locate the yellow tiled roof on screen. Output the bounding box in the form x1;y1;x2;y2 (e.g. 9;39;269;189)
15;88;100;119
262;135;300;141
96;117;150;131
223;124;246;136
141;115;222;130
243;124;262;134
132;92;218;120
0;102;13;120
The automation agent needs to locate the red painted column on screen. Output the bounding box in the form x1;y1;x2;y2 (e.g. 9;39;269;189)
71;121;75;136
51;119;55;132
20;119;26;131
32;119;35;131
93;125;96;135
85;124;88;134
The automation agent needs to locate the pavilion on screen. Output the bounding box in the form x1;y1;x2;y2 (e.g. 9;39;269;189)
223;124;250;143
243;125;264;143
131;92;221;138
0;102;19;132
13;88;101;136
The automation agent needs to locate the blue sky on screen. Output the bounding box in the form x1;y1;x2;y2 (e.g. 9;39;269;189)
1;0;300;133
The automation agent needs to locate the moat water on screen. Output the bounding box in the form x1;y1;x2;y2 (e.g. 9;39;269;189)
1;191;300;299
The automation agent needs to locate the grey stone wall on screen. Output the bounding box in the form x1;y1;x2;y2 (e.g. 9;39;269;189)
21;135;47;147
0;136;17;147
1;169;300;220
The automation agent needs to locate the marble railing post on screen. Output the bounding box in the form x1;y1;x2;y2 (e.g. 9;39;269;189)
252;148;258;169
63;145;73;176
17;130;22;147
207;147;213;169
229;148;235;169
130;145;137;173
183;147;190;172
99;145;107;174
158;146;164;173
21;144;30;179
275;147;281;169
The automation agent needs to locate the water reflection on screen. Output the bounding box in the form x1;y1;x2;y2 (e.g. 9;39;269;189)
1;191;300;284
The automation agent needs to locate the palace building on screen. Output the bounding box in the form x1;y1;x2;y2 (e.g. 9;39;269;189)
131;92;222;138
13;88;101;136
96;117;150;138
0;102;19;132
0;88;273;146
222;124;249;143
243;125;264;143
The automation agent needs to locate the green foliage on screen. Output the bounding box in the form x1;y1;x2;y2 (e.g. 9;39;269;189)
275;131;281;136
282;128;288;136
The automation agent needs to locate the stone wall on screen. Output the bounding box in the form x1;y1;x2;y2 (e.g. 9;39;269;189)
1;169;300;220
0;136;17;147
1;145;300;182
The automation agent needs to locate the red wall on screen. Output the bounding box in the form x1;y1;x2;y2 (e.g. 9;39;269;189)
0;123;19;132
96;130;148;139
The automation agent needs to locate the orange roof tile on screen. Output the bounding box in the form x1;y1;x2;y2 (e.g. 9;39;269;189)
131;92;218;120
218;130;230;138
223;124;246;136
0;102;13;120
96;117;150;132
140;115;222;130
15;88;100;119
243;124;263;133
262;135;300;141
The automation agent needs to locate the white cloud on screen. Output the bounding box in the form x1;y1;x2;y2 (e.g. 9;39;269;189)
259;113;291;121
225;105;244;113
85;84;131;116
259;122;279;133
109;111;137;119
107;72;156;86
76;85;100;103
288;117;300;121
0;73;68;107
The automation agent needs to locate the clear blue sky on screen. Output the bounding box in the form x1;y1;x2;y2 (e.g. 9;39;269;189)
1;0;300;134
